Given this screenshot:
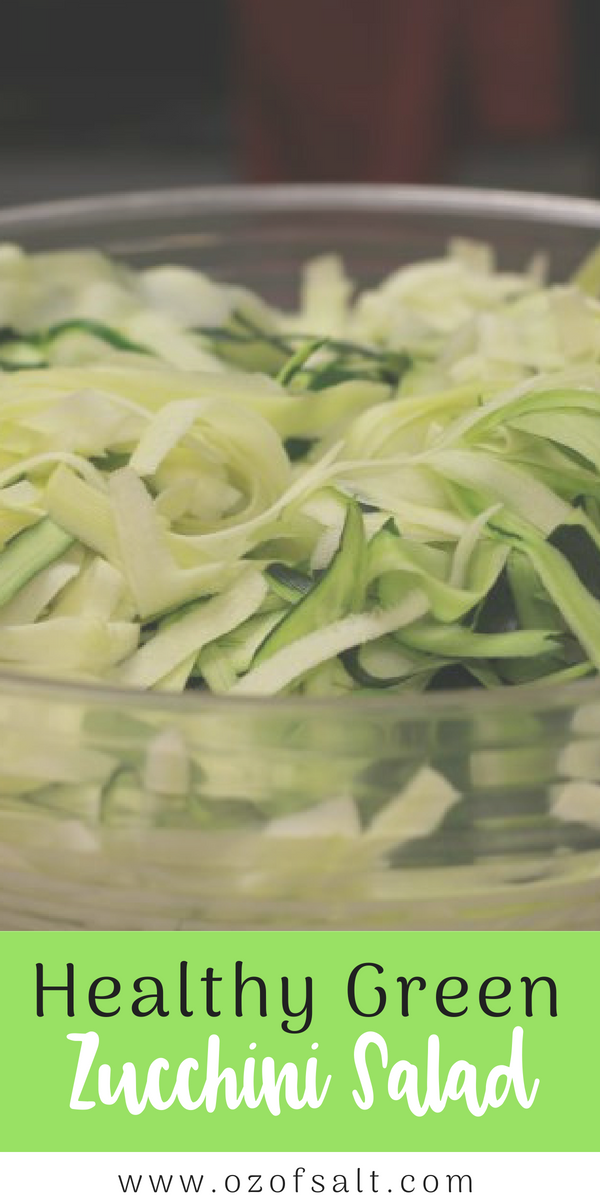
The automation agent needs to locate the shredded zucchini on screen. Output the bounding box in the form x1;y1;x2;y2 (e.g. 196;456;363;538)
0;237;600;698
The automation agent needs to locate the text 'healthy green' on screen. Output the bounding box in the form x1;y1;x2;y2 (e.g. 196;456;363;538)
0;932;597;1152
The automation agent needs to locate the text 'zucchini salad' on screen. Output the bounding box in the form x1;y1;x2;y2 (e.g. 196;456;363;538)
2;238;600;697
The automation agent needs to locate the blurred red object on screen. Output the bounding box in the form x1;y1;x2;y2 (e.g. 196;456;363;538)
234;0;572;182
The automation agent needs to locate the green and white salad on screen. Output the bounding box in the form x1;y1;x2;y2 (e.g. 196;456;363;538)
2;237;600;697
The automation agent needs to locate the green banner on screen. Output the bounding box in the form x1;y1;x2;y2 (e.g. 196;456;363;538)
0;932;597;1152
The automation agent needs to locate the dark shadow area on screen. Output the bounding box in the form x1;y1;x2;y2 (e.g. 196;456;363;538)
1;0;600;203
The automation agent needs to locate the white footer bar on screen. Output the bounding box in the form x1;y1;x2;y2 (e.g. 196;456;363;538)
0;1152;597;1200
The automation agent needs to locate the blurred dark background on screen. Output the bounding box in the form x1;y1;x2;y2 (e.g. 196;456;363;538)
1;0;599;205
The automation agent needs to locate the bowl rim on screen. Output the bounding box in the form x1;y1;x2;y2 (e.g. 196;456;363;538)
2;180;600;719
3;181;600;230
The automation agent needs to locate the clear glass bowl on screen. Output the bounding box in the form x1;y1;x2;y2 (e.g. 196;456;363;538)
1;184;600;932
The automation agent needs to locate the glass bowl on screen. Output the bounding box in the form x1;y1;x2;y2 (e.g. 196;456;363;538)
1;184;600;932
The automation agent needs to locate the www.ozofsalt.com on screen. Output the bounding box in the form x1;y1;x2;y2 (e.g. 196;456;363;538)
115;1167;473;1195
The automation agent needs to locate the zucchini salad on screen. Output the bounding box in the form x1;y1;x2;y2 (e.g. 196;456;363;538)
2;237;600;698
